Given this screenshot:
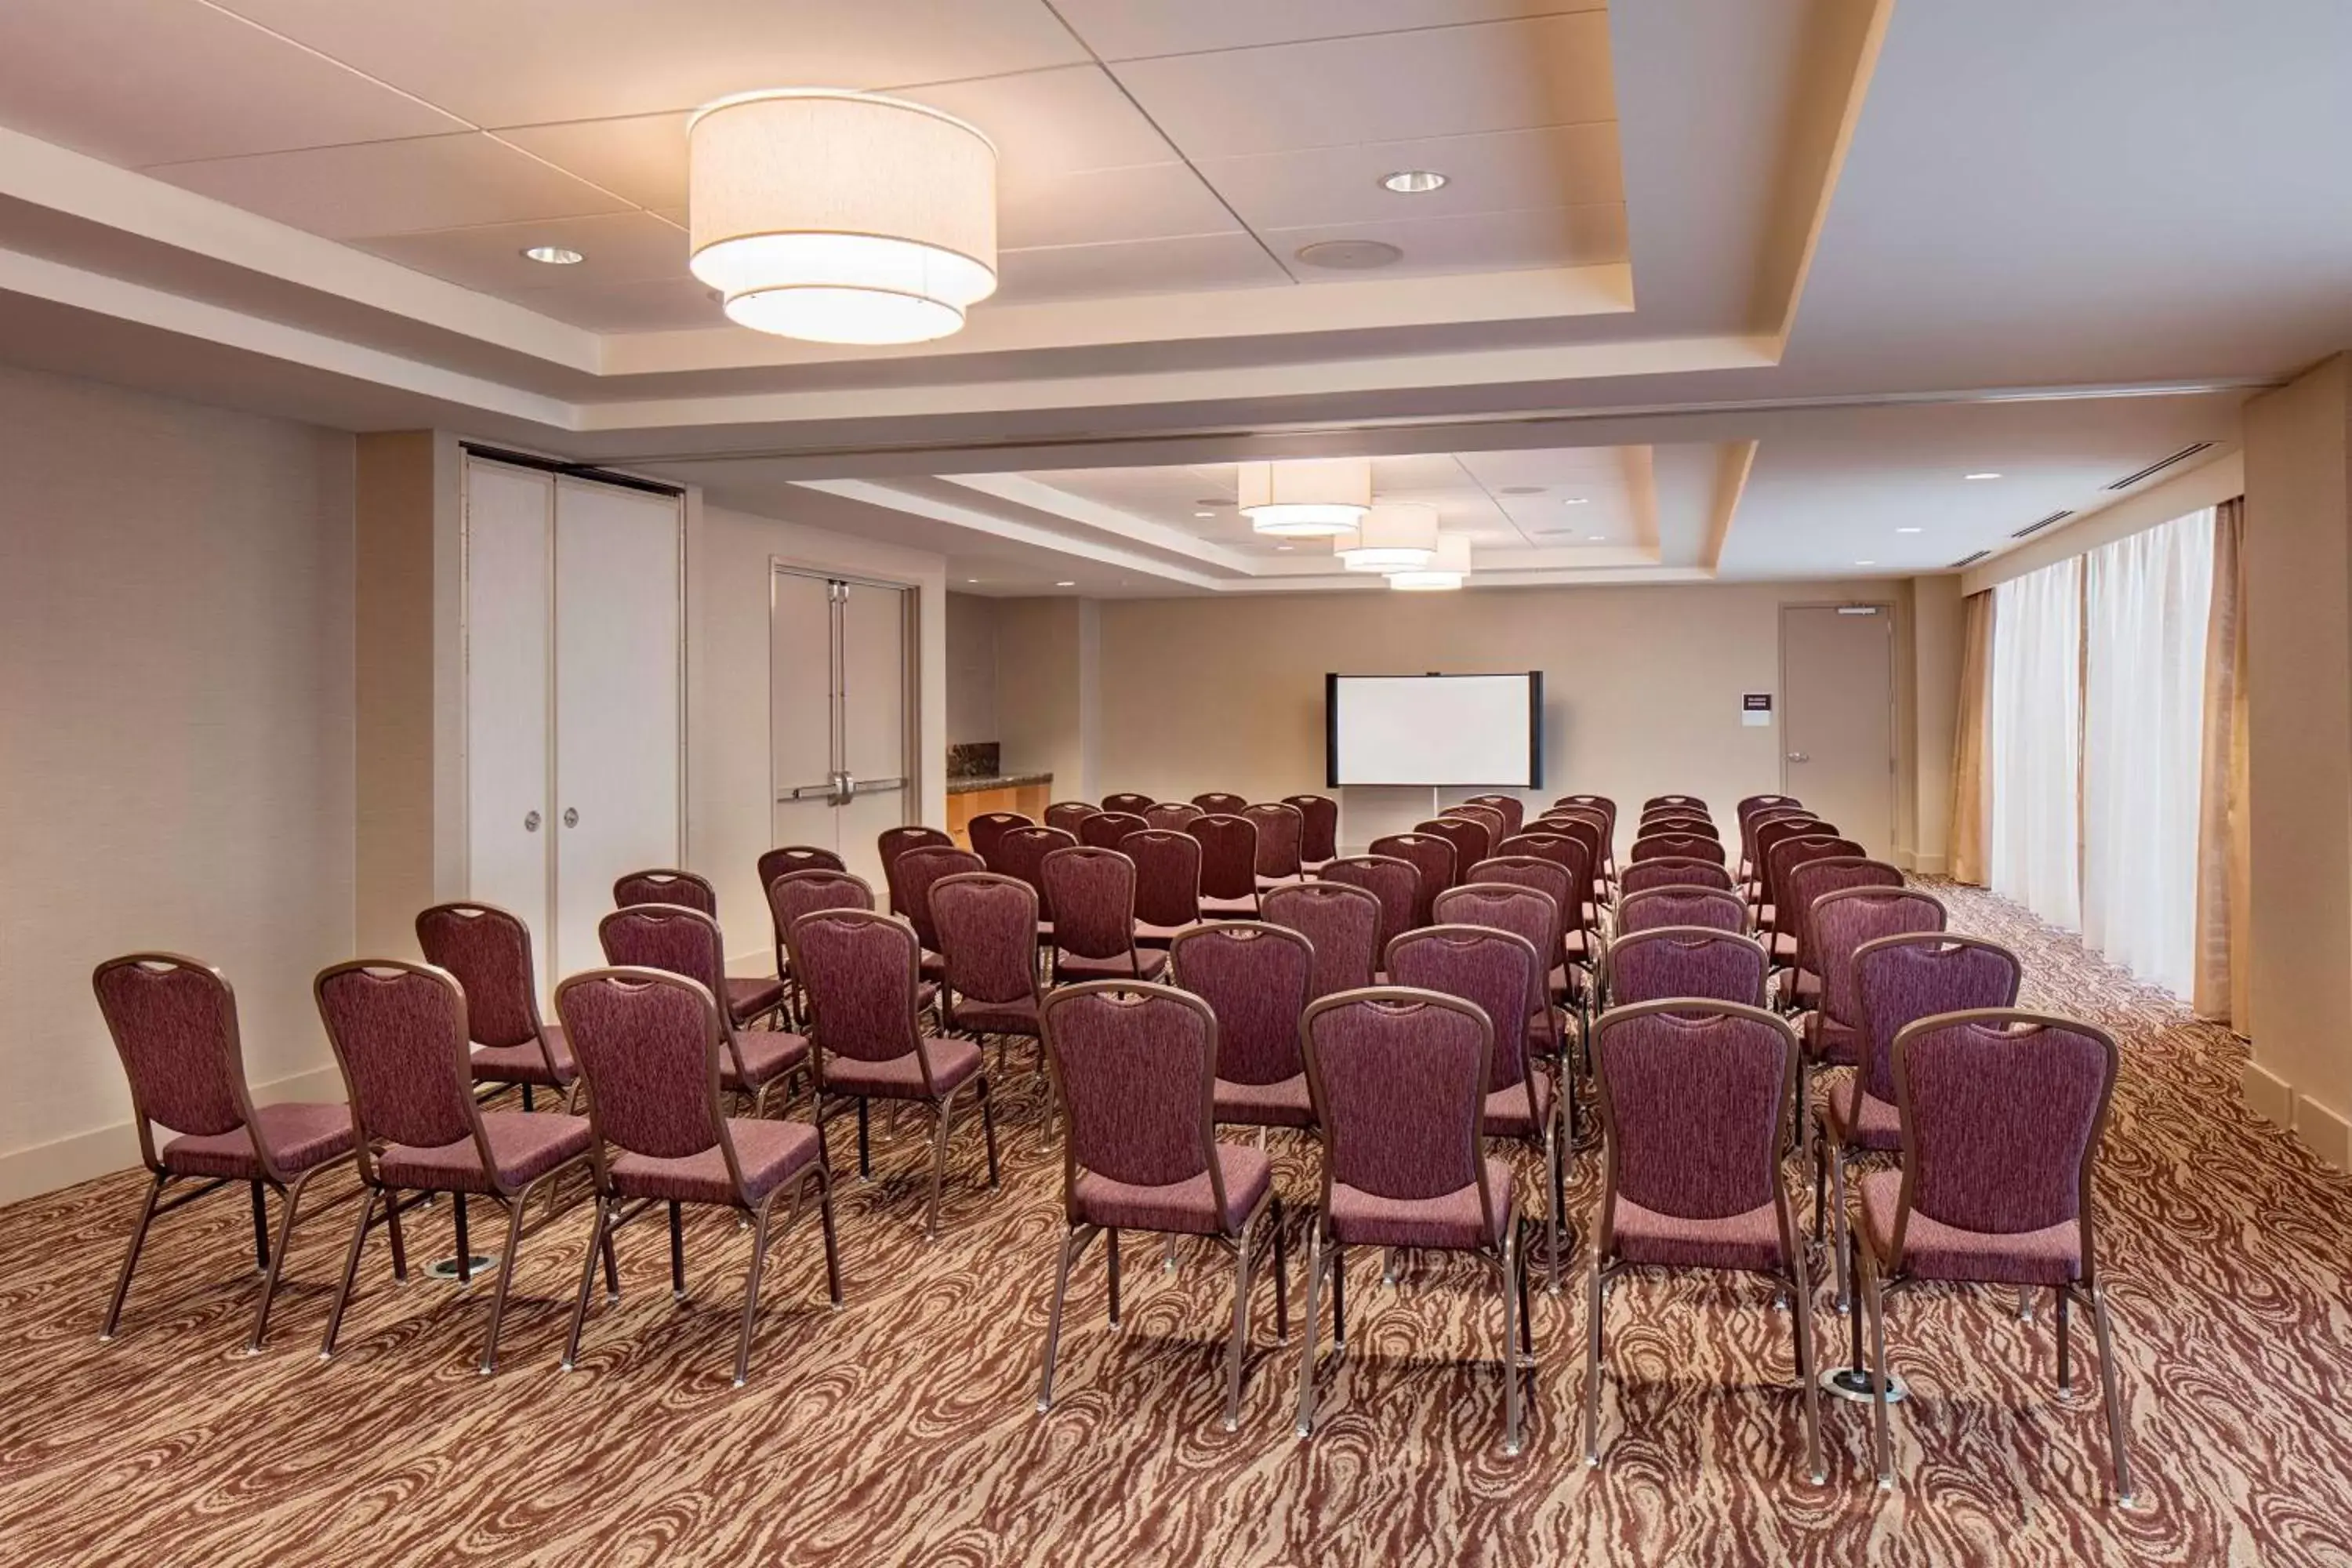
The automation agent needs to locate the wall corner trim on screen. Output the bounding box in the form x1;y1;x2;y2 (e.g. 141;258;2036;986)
2240;1059;2295;1132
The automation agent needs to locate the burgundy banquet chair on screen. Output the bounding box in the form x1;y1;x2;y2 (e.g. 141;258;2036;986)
1619;856;1736;898
1102;791;1158;815
1314;855;1420;960
877;826;954;915
1189;813;1261;920
964;811;1032;868
1262;880;1383;999
416;902;577;1111
1618;885;1748;935
1123;826;1206;947
1079;809;1150;850
1367;831;1457;929
1603;927;1770;1010
1170;920;1317;1135
1042;844;1168;982
599;905;810;1115
614;867;718;915
1282;793;1341;871
1243;801;1307;894
930;871;1047;1070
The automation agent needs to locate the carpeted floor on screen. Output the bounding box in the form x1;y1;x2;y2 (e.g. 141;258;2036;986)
3;883;2351;1566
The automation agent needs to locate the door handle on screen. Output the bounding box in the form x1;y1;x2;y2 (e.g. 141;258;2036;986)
1786;753;1809;764
524;810;541;832
562;807;580;827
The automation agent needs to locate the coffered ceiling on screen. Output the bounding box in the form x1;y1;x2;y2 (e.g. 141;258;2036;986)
0;0;2338;593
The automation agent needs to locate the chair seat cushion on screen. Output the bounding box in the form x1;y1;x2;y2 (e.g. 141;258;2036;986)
378;1111;592;1195
1483;1072;1556;1139
1135;919;1203;949
470;1025;576;1088
1213;1073;1314;1128
1819;1085;1901;1151
822;1036;984;1100
1609;1196;1784;1272
722;1029;811;1091
1073;1146;1272;1235
1792;969;1822;1000
609;1118;822;1207
161;1102;354;1181
725;976;789;1025
1805;1011;1860;1066
1860;1169;2081;1285
1200;895;1259;918
1256;874;1305;894
1053;948;1170;983
953;995;1040;1036
920;951;948;982
1770;933;1798;963
1327;1158;1515;1249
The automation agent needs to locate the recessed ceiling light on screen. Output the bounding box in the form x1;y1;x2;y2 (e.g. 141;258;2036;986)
1855;559;1876;566
1561;496;1591;506
1380;169;1448;194
1295;239;1403;270
1497;485;1545;496
1964;471;2002;481
1055;580;1075;587
966;578;980;584
1897;526;1922;534
1275;544;1294;551
522;245;586;265
1193;510;1214;518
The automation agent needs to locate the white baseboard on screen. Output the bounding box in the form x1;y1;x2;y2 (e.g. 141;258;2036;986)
1909;853;1949;876
0;1063;346;1210
2241;1060;2295;1129
2295;1094;2352;1171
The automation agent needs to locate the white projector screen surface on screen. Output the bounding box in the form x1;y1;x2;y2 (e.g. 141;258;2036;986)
1327;673;1541;787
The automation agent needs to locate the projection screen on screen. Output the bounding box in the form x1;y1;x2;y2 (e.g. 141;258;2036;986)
1325;672;1543;788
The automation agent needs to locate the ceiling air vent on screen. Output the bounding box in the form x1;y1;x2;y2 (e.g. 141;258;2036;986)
2105;442;2216;492
2010;509;2074;539
1949;549;1992;568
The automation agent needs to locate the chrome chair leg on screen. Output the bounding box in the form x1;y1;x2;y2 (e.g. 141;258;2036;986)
2087;1281;2136;1508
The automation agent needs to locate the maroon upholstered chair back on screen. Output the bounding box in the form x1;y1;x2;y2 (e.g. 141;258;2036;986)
1145;800;1204;830
965;811;1033;868
600;904;730;1000
1605;929;1770;1010
878;826;954;914
1595;1000;1795;1224
1463;855;1572;944
1630;832;1723;865
1169;922;1313;1088
1554;793;1616;837
994;826;1077;917
1737;797;1804;867
1618;885;1747;935
1302;990;1494;1209
1192;792;1249;815
1121;828;1204;929
1463;794;1525;839
1494;833;1592;925
1642;794;1708;816
1314;855;1421;953
1367;832;1457;927
93;953;252;1142
1262;880;1382;998
614;869;717;915
1784;855;1903;972
1188;814;1260;902
768;869;877;938
1431;884;1561;1008
1044;801;1098;834
1764;834;1865;927
1737;793;1801;822
415;902;544;1050
786;909;925;1067
1415;817;1490;877
1446;803;1507;844
1040;845;1138;960
1748;814;1824;879
314;960;480;1152
895;844;985;950
1079;810;1149;850
1638;813;1717;841
1282;793;1341;862
554;967;727;1162
1813;887;1946;1029
1618;856;1736;896
931;872;1043;1006
1385;926;1541;1094
1040;983;1219;1202
1102;792;1158;815
1243;802;1306;879
1893;1011;2115;1242
757;844;846;893
1853;935;2022;1106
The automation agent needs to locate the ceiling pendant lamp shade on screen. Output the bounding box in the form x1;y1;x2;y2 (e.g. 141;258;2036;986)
1338;503;1440;572
1238;458;1372;537
688;89;997;346
1388;531;1473;590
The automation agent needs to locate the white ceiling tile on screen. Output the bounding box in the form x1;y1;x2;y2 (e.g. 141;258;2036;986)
510;277;728;332
1000;162;1240;249
1269;202;1627;280
211;0;1089;125
496;115;692;210
351;211;690;295
1108;13;1617;159
993;231;1289;305
1051;1;1602;62
0;0;466;166
149;133;634;239
906;67;1184;178
1196;122;1621;230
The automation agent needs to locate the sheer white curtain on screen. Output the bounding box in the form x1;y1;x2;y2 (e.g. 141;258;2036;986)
1989;556;2083;930
2082;507;2214;995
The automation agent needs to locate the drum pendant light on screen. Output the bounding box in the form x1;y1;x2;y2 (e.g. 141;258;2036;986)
1238;458;1372;537
689;89;998;345
1388;532;1473;590
1338;503;1440;572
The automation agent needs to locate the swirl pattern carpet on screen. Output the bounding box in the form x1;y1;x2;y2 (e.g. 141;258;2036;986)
2;882;2350;1566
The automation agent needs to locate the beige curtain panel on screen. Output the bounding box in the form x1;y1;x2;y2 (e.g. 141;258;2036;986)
2193;496;2249;1028
1947;588;1994;885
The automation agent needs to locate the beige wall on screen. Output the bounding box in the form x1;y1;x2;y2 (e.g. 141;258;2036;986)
1906;573;1965;873
945;591;1000;746
0;364;357;1203
1054;577;1928;853
995;597;1092;800
2243;354;2352;1167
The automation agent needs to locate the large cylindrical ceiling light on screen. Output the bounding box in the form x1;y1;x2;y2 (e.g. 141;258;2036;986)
1388;531;1473;590
1237;458;1371;537
688;89;997;345
1337;503;1440;572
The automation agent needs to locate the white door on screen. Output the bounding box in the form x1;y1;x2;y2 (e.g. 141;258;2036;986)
771;568;841;863
770;568;914;892
1780;604;1896;859
839;581;911;889
553;478;683;981
463;462;553;945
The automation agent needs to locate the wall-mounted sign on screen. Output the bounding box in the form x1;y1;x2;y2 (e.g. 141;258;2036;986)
1742;692;1773;728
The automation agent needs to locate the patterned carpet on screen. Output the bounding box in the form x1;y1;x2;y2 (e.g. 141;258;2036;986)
3;883;2351;1566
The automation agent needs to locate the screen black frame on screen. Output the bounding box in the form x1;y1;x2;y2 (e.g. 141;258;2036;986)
1323;670;1544;789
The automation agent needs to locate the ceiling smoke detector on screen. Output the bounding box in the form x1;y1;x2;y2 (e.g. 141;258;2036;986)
1294;240;1403;270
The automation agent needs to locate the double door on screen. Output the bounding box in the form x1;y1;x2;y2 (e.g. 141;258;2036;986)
771;568;914;891
464;459;684;985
